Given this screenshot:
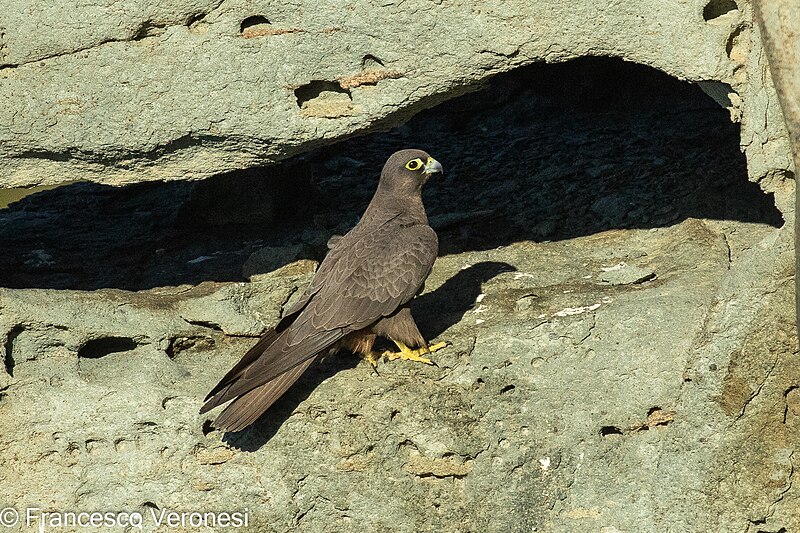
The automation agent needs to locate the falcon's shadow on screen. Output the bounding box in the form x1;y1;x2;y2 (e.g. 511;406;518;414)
220;260;514;451
411;261;516;340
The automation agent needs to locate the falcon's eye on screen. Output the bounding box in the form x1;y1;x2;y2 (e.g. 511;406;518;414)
405;158;423;171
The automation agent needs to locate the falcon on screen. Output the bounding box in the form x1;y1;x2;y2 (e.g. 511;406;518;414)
200;149;445;432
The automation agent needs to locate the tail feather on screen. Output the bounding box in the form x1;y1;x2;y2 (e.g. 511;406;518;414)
199;297;339;431
203;328;281;403
210;328;343;405
211;356;317;432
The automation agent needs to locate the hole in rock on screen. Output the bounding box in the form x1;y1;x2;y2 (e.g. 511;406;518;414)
703;0;738;21
726;26;744;59
186;13;204;26
783;386;800;423
294;80;351;108
184;320;224;333
2;352;12;377
362;54;384;68
134;21;167;40
600;426;624;437
78;337;139;359
240;16;271;34
0;57;782;291
3;326;22;377
186;13;209;34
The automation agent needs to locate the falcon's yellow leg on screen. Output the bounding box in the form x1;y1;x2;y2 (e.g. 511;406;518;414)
383;340;448;365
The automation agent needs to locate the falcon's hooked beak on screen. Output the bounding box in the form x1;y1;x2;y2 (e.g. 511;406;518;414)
423;157;444;176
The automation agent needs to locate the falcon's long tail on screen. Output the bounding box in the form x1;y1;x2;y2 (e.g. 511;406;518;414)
200;321;342;431
202;328;282;408
209;356;317;432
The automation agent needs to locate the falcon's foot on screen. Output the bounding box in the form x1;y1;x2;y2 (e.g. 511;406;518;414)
383;340;447;366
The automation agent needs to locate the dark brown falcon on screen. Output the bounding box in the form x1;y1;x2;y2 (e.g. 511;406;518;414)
200;149;446;432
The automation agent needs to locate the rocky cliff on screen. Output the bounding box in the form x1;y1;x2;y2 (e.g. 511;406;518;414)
0;1;797;532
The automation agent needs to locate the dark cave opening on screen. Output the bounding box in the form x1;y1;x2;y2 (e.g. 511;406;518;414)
0;57;783;291
78;336;140;359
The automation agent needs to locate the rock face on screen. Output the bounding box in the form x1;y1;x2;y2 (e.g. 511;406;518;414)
0;0;794;193
0;1;798;532
1;56;798;531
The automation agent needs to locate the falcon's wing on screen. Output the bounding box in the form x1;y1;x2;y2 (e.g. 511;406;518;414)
201;222;438;415
290;222;437;330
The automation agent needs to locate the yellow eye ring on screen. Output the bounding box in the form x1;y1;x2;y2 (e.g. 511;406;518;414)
405;158;423;171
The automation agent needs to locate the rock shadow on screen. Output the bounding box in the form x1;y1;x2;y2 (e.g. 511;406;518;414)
0;57;784;290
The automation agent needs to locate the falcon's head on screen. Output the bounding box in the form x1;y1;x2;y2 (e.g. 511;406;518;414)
379;149;443;194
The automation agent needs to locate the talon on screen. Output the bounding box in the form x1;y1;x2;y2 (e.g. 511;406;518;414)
383;349;434;365
425;341;448;354
383;339;448;366
365;352;381;375
366;352;379;368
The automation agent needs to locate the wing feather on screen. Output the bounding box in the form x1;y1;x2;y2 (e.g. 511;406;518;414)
322;224;437;329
